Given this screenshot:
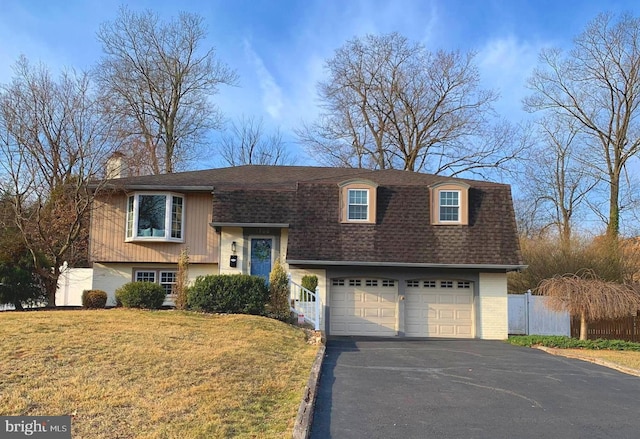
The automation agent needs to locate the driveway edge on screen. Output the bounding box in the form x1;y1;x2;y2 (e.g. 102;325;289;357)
292;344;325;439
535;346;640;377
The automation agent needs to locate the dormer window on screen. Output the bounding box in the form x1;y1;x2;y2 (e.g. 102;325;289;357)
126;192;184;242
430;182;469;225
339;179;378;224
439;190;460;222
348;189;369;220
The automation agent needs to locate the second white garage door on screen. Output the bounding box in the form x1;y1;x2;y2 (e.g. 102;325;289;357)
405;280;474;338
330;278;398;336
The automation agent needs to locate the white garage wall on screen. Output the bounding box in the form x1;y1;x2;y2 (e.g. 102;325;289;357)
478;272;508;339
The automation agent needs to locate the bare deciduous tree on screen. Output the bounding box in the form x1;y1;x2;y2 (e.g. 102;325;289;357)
521;116;599;248
512;197;549;239
297;32;521;176
95;7;237;175
525;12;640;238
538;270;640;340
0;57;120;306
218;115;294;166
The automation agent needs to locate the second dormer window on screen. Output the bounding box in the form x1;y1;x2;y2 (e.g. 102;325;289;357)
439;191;460;222
348;189;369;220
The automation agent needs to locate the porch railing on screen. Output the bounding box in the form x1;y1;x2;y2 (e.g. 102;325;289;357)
288;275;321;331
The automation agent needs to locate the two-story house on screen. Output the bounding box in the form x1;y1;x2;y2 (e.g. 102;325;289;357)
89;165;524;339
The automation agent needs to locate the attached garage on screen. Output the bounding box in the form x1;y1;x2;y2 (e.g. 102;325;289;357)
329;277;475;339
330;278;398;336
405;280;474;338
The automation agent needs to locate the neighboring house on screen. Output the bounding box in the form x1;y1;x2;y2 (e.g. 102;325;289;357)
89;165;524;339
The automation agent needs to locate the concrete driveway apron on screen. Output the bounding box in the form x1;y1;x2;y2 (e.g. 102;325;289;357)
310;338;640;439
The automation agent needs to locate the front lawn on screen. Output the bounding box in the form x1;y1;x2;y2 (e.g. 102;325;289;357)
556;349;640;370
0;309;318;438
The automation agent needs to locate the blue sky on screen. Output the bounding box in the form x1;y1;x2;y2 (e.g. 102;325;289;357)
2;0;640;168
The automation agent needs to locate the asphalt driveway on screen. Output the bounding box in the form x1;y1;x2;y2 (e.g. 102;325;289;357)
310;338;640;439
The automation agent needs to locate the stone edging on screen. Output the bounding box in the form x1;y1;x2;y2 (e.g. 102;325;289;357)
292;344;326;439
535;346;640;377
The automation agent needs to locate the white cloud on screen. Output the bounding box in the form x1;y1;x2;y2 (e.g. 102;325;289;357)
477;35;544;120
275;0;443;131
243;39;284;120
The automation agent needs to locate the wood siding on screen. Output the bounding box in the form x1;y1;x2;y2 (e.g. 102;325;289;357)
89;192;218;263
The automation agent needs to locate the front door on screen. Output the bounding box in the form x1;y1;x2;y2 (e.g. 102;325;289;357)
250;238;273;281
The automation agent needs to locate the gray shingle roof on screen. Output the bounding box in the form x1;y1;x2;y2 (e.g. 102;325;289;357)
113;165;522;267
286;182;522;267
107;165;378;190
212;189;295;225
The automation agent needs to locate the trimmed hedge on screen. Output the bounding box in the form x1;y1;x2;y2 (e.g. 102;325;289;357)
187;274;269;315
115;282;166;309
507;335;640;351
82;289;107;309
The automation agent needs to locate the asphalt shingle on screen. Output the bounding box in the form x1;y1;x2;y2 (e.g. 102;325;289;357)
111;165;522;267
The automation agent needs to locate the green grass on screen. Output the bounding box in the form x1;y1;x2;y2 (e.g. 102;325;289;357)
507;335;640;351
507;335;640;373
0;309;318;438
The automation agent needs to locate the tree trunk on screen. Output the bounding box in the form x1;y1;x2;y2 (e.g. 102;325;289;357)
579;311;588;341
606;174;620;238
42;268;59;308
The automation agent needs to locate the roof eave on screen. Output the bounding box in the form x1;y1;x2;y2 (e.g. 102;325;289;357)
108;184;215;192
286;259;527;272
211;222;290;228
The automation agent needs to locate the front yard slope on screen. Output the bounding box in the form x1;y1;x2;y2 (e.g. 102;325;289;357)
0;310;318;438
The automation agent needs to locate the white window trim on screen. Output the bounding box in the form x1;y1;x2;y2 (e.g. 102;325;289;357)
134;270;156;283
347;188;369;221
125;192;185;243
134;269;177;296
159;271;178;296
438;190;461;223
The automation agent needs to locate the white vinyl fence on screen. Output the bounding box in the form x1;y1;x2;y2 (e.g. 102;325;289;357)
508;292;570;336
56;266;93;306
1;265;93;310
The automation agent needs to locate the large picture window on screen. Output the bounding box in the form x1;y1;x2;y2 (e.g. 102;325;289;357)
126;193;184;241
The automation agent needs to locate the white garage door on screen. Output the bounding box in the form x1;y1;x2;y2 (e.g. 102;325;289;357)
330;278;398;336
405;280;474;338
